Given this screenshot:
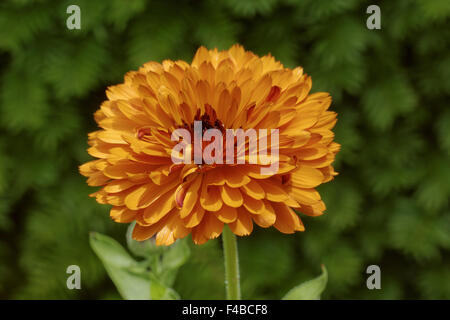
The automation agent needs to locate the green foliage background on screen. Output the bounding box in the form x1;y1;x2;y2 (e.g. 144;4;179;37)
0;0;449;299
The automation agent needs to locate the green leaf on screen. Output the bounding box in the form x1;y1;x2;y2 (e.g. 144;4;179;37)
159;238;191;287
282;265;328;300
149;276;181;300
126;221;191;286
91;231;185;300
89;232;151;300
126;221;164;258
162;238;191;270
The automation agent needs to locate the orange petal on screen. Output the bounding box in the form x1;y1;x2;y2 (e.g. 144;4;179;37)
229;208;253;236
110;206;136;223
257;180;289;202
183;202;205;228
220;185;243;208
142;191;176;224
192;213;224;244
252;201;276;228
289;186;321;206
290;166;324;188
241;179;265;200
132;215;169;241
204;169;225;186
242;194;264;214
156;213;190;246
104;180;138;193
214;205;238;223
179;175;203;218
272;202;305;234
222;167;251;187
297;200;326;217
200;184;223;211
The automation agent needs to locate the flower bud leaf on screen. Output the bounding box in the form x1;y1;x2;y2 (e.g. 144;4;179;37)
90;232;151;299
282;265;328;300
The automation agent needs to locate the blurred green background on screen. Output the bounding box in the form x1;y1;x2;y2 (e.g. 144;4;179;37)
1;0;450;299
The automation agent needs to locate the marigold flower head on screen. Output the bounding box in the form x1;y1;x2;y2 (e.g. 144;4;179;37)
79;45;340;246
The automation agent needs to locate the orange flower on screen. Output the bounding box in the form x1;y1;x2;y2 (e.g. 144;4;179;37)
79;45;340;245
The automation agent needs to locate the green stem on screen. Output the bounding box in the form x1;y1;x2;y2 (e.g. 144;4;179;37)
222;225;241;300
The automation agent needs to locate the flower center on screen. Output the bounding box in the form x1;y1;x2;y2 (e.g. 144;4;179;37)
192;104;225;134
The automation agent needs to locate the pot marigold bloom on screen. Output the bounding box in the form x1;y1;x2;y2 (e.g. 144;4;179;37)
79;45;340;246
